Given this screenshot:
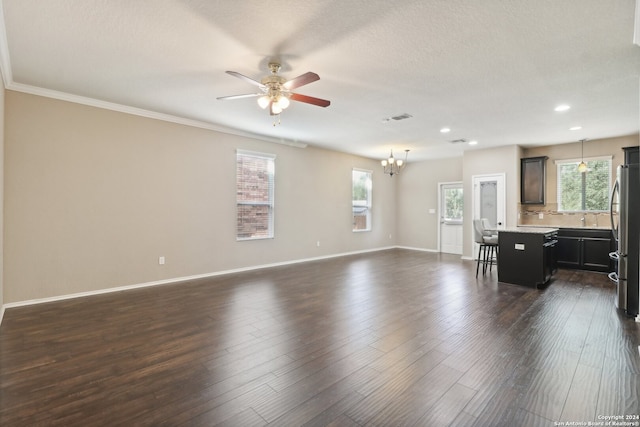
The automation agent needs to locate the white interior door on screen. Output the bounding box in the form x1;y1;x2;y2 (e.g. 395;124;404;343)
472;174;506;256
439;182;463;254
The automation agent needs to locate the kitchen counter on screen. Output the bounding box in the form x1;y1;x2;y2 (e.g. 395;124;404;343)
517;224;611;231
498;226;559;234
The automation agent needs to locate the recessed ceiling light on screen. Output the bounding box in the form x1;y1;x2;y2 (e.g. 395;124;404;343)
555;104;571;112
569;126;582;131
468;140;478;145
440;127;451;133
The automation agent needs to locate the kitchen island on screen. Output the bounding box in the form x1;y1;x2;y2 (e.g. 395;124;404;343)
497;227;559;288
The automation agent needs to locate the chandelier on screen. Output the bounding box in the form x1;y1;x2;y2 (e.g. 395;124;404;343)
381;149;409;177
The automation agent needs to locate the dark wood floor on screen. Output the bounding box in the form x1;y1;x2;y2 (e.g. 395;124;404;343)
1;249;639;426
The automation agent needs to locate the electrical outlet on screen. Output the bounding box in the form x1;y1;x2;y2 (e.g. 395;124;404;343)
538;212;544;219
316;241;320;247
159;256;165;265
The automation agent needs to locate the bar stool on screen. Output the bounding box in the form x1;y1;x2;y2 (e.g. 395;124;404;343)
473;218;499;277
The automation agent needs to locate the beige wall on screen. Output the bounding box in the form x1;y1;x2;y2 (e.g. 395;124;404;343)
396;157;463;250
520;134;639;228
5;88;637;305
397;144;521;258
4;91;397;303
462;145;522;258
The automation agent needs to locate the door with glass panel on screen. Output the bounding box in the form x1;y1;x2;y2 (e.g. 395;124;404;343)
472;174;506;256
439;182;463;254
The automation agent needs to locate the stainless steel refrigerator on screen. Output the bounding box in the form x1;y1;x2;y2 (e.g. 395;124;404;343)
609;164;639;316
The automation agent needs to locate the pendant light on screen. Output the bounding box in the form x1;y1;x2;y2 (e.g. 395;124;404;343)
577;139;587;173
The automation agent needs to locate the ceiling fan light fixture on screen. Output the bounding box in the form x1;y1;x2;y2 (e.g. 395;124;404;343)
271;103;283;115
276;95;290;109
257;96;270;109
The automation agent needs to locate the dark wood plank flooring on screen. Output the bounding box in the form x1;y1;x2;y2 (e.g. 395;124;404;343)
1;249;639;426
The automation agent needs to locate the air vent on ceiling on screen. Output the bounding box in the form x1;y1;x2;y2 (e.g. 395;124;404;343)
382;113;413;123
449;139;468;144
391;113;413;121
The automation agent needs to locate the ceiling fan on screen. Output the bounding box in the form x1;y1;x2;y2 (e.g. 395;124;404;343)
217;62;331;118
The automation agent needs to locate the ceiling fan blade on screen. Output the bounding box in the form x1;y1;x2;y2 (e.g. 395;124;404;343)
290;93;331;108
216;93;262;101
225;71;265;88
283;72;320;90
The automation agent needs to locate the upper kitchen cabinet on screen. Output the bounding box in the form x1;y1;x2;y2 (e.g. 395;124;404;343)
623;146;639;164
521;156;548;205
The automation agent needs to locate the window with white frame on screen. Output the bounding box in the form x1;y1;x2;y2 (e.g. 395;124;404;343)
352;169;372;231
556;156;611;212
236;150;275;240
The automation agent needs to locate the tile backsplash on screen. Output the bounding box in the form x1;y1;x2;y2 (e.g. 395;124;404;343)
518;203;616;229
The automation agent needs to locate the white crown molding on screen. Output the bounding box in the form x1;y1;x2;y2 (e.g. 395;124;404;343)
7;82;308;149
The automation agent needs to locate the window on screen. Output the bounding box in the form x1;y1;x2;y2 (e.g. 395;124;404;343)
556;157;611;212
236;150;275;240
442;184;463;224
352;169;372;231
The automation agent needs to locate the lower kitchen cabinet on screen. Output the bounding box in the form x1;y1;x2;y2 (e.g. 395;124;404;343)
556;228;613;272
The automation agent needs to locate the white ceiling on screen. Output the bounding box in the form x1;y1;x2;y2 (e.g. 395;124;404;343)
1;0;639;161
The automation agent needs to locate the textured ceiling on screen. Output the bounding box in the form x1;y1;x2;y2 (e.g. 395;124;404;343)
1;0;639;161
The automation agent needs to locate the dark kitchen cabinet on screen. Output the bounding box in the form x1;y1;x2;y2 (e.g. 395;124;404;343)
521;156;548;205
556;228;613;272
623;146;639;165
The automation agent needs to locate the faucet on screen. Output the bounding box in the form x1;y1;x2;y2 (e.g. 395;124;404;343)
580;216;585;227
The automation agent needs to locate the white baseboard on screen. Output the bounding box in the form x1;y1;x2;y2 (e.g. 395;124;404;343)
2;246;397;311
395;246;439;253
